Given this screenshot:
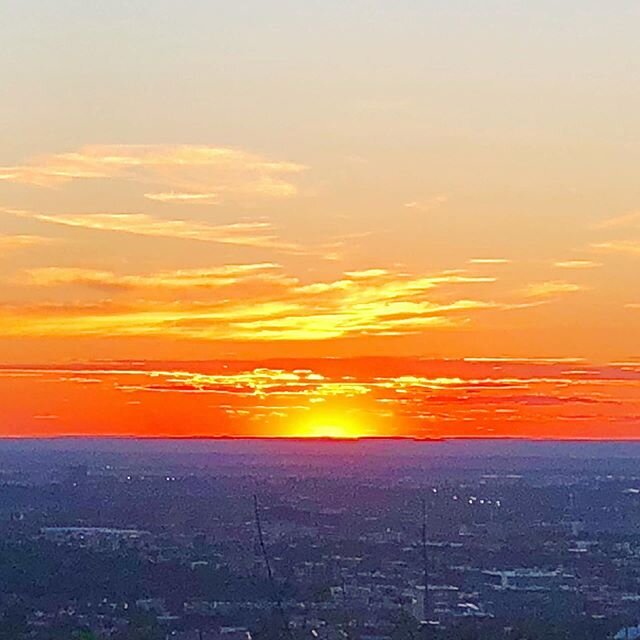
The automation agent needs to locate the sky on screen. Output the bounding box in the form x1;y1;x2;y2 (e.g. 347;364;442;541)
1;1;639;438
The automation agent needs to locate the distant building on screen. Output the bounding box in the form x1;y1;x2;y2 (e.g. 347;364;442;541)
615;625;640;640
167;629;252;640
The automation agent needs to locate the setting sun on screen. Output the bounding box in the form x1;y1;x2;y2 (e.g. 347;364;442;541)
286;410;373;440
296;423;361;440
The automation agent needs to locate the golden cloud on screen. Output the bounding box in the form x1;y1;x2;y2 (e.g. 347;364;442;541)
0;234;53;253
521;281;584;298
468;258;512;265
554;260;601;269
21;262;290;292
0;268;497;341
24;263;286;291
403;195;448;212
123;368;371;399
0;144;306;203
593;211;640;229
6;208;323;254
591;241;640;256
143;192;220;204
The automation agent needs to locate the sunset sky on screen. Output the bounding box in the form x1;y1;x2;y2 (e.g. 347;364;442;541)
1;2;639;438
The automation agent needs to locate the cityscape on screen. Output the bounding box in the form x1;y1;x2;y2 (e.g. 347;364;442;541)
0;440;639;639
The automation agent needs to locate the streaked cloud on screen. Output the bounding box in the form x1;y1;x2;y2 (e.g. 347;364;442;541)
121;368;371;400
554;260;601;269
591;241;640;256
522;281;584;298
0;144;306;203
468;258;512;265
593;211;640;229
23;263;287;291
6;208;320;254
464;356;586;365
143;192;221;205
403;195;448;212
0;234;53;253
0;268;497;341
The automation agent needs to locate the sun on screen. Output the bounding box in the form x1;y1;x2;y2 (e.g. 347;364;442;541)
287;411;373;439
299;422;361;439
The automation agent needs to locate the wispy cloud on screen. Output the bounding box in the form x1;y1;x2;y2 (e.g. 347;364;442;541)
121;368;371;400
0;268;497;341
0;144;306;203
468;258;512;265
521;281;584;298
591;241;640;256
593;211;640;229
554;260;601;269
24;263;287;291
464;356;586;364
143;192;221;205
5;208;325;255
0;234;53;253
403;195;448;212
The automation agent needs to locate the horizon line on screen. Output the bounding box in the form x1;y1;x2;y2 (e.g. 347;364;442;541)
2;435;640;443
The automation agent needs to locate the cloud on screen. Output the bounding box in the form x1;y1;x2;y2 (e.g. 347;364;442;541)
143;192;221;205
0;234;53;253
0;268;497;341
403;195;448;212
468;258;512;265
464;356;586;365
6;208;322;254
0;144;306;203
521;281;584;298
593;211;640;229
591;241;640;256
554;260;601;269
121;368;371;399
24;263;288;292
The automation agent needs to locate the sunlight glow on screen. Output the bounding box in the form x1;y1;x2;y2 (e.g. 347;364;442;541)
288;412;371;439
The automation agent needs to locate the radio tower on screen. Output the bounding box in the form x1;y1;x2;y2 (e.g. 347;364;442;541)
253;495;293;640
421;497;430;624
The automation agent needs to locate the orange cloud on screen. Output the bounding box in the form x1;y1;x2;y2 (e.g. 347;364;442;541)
593;211;640;229
468;258;512;265
6;208;321;254
554;260;601;269
121;368;371;400
24;264;286;291
0;234;53;253
0;268;497;341
591;241;640;256
0;144;305;203
403;195;448;212
521;281;584;298
143;192;222;205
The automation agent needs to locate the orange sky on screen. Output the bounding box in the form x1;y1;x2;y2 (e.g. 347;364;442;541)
1;3;639;438
1;358;640;439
